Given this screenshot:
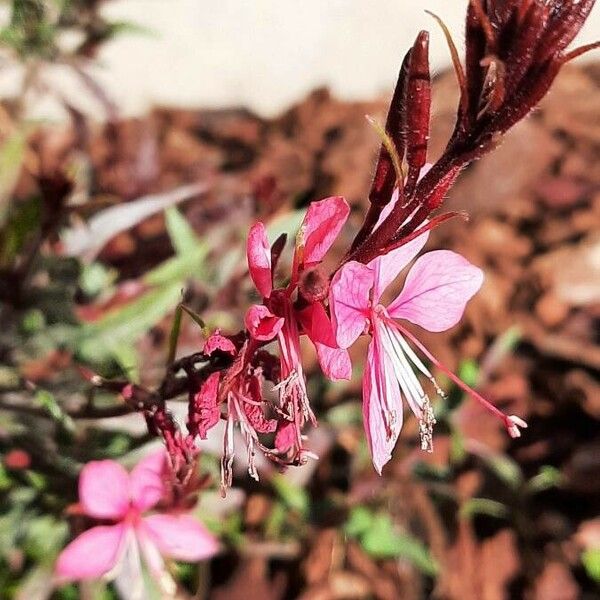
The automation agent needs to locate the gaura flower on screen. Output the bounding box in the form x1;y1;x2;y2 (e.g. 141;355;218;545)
56;451;218;586
245;196;352;456
330;228;527;473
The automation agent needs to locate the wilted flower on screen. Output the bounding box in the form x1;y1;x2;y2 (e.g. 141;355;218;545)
56;451;217;589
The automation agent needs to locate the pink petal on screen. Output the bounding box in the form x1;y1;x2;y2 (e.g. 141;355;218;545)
362;327;403;475
297;303;351;380
129;450;167;512
368;230;429;304
188;371;221;440
329;261;373;349
274;421;296;452
387;250;484;332
203;330;236;356
247;222;272;298
314;343;352;381
79;460;130;519
140;514;218;562
242;375;277;433
55;524;127;581
245;304;285;341
298;196;350;266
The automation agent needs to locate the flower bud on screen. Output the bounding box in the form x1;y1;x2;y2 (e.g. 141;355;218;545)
299;266;329;303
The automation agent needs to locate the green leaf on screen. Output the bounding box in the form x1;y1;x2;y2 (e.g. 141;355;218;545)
326;401;363;427
0;195;41;267
34;389;75;432
79;281;183;364
180;304;207;334
526;465;562;494
79;262;118;298
20;308;46;334
360;514;438;575
0;130;27;224
582;548;600;583
143;244;209;287
458;359;479;388
481;452;523;489
460;498;508;520
271;474;309;517
109;342;139;381
264;502;287;540
344;506;374;537
166;303;183;365
165;207;199;255
103;20;156;41
23;515;68;563
449;427;466;464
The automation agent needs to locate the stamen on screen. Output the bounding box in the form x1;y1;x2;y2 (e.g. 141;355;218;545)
274;369;315;426
394;328;447;399
220;411;235;496
419;397;436;453
231;392;261;482
380;322;428;417
507;415;528;438
395;322;528;439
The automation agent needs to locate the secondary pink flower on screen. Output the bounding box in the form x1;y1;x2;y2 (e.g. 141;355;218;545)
330;231;527;473
56;451;217;583
245;196;352;457
246;196;351;380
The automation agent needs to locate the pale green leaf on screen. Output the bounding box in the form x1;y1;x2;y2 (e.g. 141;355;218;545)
460;498;508;520
582;548;600;583
165;206;200;255
143;244;208;286
0;130;27;224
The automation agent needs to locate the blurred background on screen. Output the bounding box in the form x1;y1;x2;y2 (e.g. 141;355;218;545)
0;1;599;599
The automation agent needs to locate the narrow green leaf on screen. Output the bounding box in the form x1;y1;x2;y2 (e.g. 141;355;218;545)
0;129;27;226
34;389;75;432
481;452;523;489
460;498;508;520
180;304;208;335
525;465;562;494
143;245;208;287
166;304;183;365
79;282;183;368
165;207;200;255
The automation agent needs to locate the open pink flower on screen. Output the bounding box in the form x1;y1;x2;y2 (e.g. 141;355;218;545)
330;231;527;473
56;451;218;584
245;196;351;456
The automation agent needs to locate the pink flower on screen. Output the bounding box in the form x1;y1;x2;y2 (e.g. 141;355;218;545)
245;196;352;456
330;230;527;473
56;451;218;584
